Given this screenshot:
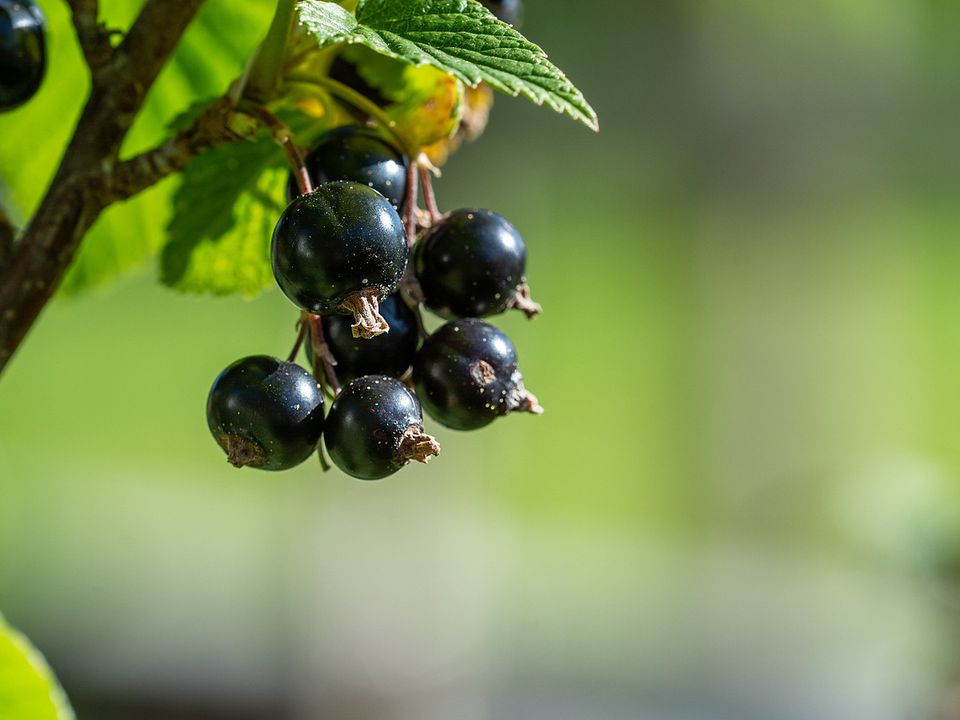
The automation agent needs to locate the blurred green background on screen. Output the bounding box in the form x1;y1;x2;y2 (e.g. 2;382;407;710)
4;0;960;718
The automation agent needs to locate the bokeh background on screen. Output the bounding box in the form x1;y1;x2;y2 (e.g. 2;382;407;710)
4;0;960;718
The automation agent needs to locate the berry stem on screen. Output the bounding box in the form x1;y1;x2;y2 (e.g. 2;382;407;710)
402;160;419;247
305;312;341;395
412;306;428;340
508;283;543;319
339;290;390;339
287;317;307;362
398;426;441;465
399;274;429;339
243;103;312;194
518;390;545;415
506;373;544;416
419;163;442;225
317;443;332;473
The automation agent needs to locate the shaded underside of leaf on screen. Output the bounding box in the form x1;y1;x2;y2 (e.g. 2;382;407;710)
296;0;598;130
162;135;287;298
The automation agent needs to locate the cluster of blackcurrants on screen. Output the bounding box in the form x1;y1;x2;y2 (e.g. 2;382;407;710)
207;124;543;480
0;0;46;111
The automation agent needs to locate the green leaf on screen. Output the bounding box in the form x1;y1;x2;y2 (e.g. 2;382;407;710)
0;0;277;295
0;614;74;720
161;134;287;297
296;0;598;131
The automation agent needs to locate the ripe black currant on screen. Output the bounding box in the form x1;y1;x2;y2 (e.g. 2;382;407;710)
414;209;541;320
206;356;325;471
285;126;407;208
0;0;45;111
413;318;542;431
272;181;408;338
481;0;522;26
315;293;420;384
324;375;440;480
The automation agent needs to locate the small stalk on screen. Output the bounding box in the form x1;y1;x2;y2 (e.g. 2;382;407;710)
305;312;341;395
398;426;440;464
317;442;332;472
287;318;307;362
243;103;312;194
419;162;442;224
283;72;415;157
241;0;297;102
402;160;419;247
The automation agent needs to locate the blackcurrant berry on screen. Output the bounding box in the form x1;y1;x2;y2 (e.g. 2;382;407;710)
272;181;408;338
0;0;45;111
414;209;541;320
206;356;325;471
413;319;542;431
324;375;440;480
481;0;522;26
314;293;420;384
285;126;407;208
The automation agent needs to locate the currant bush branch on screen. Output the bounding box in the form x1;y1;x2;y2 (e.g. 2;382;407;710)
0;205;14;271
64;0;112;70
109;96;247;201
0;0;322;375
0;0;209;374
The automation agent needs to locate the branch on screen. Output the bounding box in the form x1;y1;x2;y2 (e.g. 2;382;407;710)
109;97;244;201
65;0;112;70
0;0;210;374
0;204;13;270
118;0;207;91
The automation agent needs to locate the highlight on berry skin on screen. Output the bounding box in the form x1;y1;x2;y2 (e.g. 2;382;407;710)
206;356;325;472
0;0;46;111
414;209;542;321
323;375;440;480
271;181;408;339
413;318;543;432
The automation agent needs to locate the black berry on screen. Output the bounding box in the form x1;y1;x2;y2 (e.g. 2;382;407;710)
414;209;541;320
206;356;325;471
481;0;522;26
413;318;542;431
324;375;440;480
0;0;45;111
316;293;420;384
272;181;408;338
286;126;407;208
